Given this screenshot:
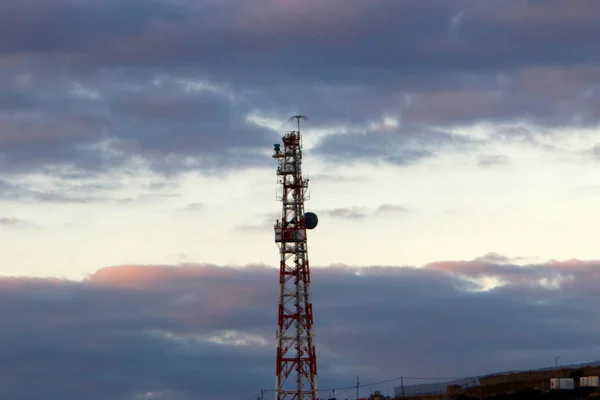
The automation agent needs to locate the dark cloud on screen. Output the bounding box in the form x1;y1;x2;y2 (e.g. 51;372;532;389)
375;204;411;214
310;126;476;166
178;202;203;212
0;217;23;226
0;0;186;54
308;174;370;184
0;178;113;204
240;204;409;228
319;204;410;221
63;0;600;81
1;0;600;174
0;69;277;173
592;144;600;159
2;257;600;399
323;207;368;221
475;252;513;264
477;154;509;167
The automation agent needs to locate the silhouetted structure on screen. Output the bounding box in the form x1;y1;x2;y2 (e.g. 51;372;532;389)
273;115;319;400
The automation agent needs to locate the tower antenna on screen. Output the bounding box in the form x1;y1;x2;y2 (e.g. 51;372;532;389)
289;115;308;134
272;116;319;400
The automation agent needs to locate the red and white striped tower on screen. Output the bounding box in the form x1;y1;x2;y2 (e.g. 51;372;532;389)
272;115;319;400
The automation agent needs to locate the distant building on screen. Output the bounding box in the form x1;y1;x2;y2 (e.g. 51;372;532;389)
550;378;574;390
394;360;600;397
369;391;386;400
394;377;480;397
580;376;600;387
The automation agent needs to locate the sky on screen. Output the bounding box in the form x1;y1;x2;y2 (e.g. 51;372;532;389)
1;0;600;398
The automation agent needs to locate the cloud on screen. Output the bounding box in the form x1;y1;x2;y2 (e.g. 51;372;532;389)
323;207;368;220
178;202;203;212
310;125;475;166
320;204;410;221
2;256;600;399
0;217;23;226
475;252;513;264
0;69;277;173
478;154;509;167
592;144;600;159
237;212;279;231
0;0;186;55
375;204;411;214
239;205;408;229
308;174;370;184
1;0;600;177
0;177;123;204
239;204;409;228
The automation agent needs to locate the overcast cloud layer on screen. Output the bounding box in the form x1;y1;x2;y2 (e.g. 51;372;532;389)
2;256;600;400
3;2;600;399
2;0;600;176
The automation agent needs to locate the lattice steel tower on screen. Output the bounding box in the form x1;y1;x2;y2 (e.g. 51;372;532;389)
272;115;319;400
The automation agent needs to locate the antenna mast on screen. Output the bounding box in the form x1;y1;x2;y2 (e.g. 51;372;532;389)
272;115;319;400
289;115;308;133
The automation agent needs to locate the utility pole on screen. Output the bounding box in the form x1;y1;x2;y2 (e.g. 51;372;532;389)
401;377;404;397
356;375;360;400
261;389;266;400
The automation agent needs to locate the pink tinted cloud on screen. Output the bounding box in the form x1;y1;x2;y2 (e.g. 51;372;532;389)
404;89;508;124
95;21;188;64
6;258;599;296
3;257;600;398
0;264;275;335
0;117;96;146
425;260;491;275
0;0;66;30
88;264;275;322
1;259;600;337
225;0;376;44
90;263;267;288
511;66;600;99
425;255;600;291
474;1;600;39
401;65;600;125
0;276;72;291
80;1;370;64
89;264;187;289
1;258;598;330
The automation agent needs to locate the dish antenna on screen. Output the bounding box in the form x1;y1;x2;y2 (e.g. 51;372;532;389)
304;212;318;230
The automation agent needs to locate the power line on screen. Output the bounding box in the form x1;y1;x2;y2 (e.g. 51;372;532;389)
399;376;474;381
318;375;473;392
246;374;474;399
244;392;263;400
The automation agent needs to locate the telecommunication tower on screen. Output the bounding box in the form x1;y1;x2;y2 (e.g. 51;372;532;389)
273;115;320;400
